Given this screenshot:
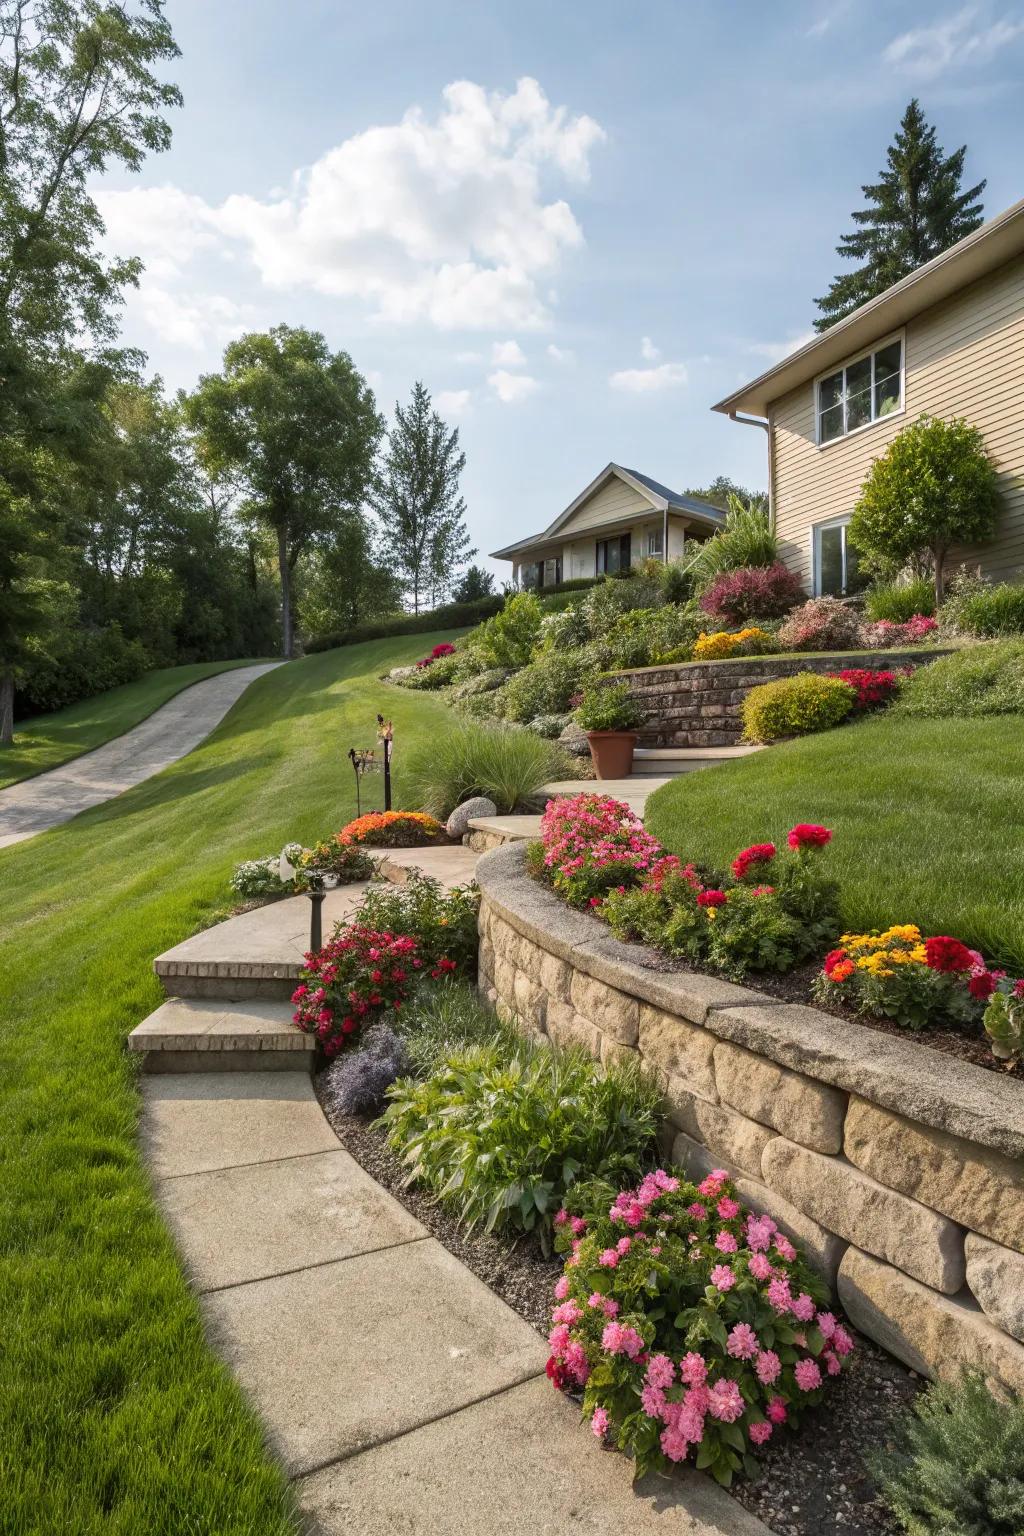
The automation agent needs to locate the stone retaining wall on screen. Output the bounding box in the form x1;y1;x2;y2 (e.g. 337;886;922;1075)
475;840;1024;1390
613;648;951;748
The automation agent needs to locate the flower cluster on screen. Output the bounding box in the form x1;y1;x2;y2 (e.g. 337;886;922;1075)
692;626;775;662
864;615;938;647
815;924;999;1031
547;1168;852;1485
416;642;457;669
292;924;428;1057
534;794;664;907
337;810;443;848
824;667;910;709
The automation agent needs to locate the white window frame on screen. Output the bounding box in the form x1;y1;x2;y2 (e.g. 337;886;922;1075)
814;328;905;449
646;525;664;558
811;515;858;597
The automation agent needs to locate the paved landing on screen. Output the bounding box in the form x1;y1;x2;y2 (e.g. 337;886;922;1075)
0;662;281;849
155;883;369;977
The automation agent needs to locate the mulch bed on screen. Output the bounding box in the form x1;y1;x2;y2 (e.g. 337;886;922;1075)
317;1077;919;1536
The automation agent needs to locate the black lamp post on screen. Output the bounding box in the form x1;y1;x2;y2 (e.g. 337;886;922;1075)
306;870;326;953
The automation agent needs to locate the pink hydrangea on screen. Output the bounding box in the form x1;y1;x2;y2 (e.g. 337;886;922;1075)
794;1358;823;1391
745;1215;776;1253
599;1248;619;1268
646;1354;676;1390
823;1350;842;1376
707;1379;744;1423
817;1311;838;1341
563;1341;590;1385
710;1264;736;1292
687;1202;707;1220
767;1276;792;1313
641;1383;667;1418
766;1396;788;1424
755;1349;781;1385
660;1426;690;1462
791;1292;816;1322
680;1351;707;1386
548;1323;570;1354
570;1216;587;1236
748;1253;773;1281
773;1233;796;1261
553;1275;570;1300
591;1406;609;1439
727;1322;759;1360
602;1322;644;1358
748;1421;773;1446
832;1325;854;1358
616;1236;632;1256
717;1196;740;1220
552;1300;583;1326
715;1230;738;1254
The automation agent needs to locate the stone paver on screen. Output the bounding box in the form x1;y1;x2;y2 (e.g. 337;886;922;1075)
383;844;480;887
154;1148;426;1291
141;1072;338;1177
297;1374;772;1534
155;884;370;975
542;776;670;812
201;1238;549;1475
0;662;280;849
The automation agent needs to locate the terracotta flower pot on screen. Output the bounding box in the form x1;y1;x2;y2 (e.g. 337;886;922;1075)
586;730;637;779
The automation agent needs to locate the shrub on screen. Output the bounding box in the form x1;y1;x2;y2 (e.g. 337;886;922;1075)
396;651;460;689
380;1042;661;1251
863;615;938;648
581;572;664;638
292;926;423;1057
502;649;588;723
477;591;543;669
850;414;1001;605
824;667;908;709
293;839;377;884
865;576;937;623
229;855;289;901
319;1024;410;1116
534;792;664;907
777;597;865;652
597;605;703;670
894;641;1024;718
405;722;570;818
693;626;776;662
700;562;804;624
547;1166;851;1485
947;581;1024;638
983;977;1024;1065
741;674;855;742
681;495;775;596
337;810;444;847
661;558;693;605
814;925;992;1032
303;593;502;652
536;603;592;653
354;872;480;976
394;980;520;1078
575;682;646;733
449;667;509;701
871;1373;1024;1535
528;712;572;739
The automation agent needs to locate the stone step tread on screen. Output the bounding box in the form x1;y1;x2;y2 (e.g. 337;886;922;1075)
129;997;311;1054
467;814;542;842
633;744;763;759
154;884;371;978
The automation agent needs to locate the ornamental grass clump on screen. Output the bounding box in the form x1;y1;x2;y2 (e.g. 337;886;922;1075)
532;793;664;907
380;1043;660;1251
546;1166;852;1486
405;721;571;818
814;925;1003;1032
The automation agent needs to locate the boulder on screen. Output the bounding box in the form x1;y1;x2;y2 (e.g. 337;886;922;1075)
446;796;498;838
558;721;591;757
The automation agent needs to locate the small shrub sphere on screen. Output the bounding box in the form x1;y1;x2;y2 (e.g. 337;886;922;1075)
742;673;856;742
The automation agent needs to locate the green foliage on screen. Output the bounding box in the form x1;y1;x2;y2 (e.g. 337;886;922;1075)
681;495;776;596
477;590;543;669
894;642;1024;718
502;649;588;723
575;681;646;732
594;605;702;670
404;720;570;817
871;1374;1024;1535
354;873;480;976
742;673;856;742
394;652;461;690
850;416;1000;602
304;597;502;652
229;855;289;902
944;581;1024;638
582;571;665;633
393;980;520;1078
536;602;593;653
815;100;986;331
865;577;937;622
380;1041;660;1251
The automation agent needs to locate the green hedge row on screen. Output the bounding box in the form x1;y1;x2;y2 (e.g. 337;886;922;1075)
302;595;504;652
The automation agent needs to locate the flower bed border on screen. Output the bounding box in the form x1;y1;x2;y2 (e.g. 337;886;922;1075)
475;840;1024;1393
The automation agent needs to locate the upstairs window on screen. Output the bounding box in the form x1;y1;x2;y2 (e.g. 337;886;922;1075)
816;334;903;446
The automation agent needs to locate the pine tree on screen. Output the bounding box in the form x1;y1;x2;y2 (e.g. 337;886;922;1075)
814;100;986;332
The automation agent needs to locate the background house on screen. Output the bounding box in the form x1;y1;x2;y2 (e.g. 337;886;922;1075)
491;463;724;588
714;196;1024;596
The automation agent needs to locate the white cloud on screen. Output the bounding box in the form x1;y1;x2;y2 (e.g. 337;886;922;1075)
135;282;252;352
806;1;851;38
99;78;605;338
488;368;540;403
455;349;483;364
436;388;472;416
747;329;817;363
883;5;1024;77
609;361;688;393
491;339;527;367
546;343;574;364
640;335;661;362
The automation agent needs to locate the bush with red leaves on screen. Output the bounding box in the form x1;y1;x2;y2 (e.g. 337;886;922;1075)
699;562;804;624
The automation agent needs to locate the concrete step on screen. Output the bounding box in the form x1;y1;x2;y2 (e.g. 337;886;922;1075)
632;745;764;776
379;845;481;888
129;998;314;1073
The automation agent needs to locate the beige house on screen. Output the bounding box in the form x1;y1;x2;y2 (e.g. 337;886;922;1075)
714;196;1024;595
491;462;724;588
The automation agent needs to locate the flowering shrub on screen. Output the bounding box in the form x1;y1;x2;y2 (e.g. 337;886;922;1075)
824;667;909;709
863;615;939;648
293;839;377;886
741;673;856;742
338;810;444;847
692;626;776;662
699;563;804;625
416;642;456;668
292;925;426;1057
230;855;290;901
777;597;865;652
983;977;1024;1063
602;824;839;979
533;794;664;907
355;871;480;976
547;1167;852;1485
813;924;999;1031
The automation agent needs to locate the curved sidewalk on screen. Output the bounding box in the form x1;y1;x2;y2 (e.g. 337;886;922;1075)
0;662;281;849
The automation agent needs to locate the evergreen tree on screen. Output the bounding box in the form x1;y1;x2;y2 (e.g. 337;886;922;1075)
814;100;986;332
453;564;495;602
372;382;472;613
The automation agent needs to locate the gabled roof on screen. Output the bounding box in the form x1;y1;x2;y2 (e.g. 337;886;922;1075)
714;193;1024;419
490;462;724;560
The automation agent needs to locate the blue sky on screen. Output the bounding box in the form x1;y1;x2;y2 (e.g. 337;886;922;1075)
99;0;1024;576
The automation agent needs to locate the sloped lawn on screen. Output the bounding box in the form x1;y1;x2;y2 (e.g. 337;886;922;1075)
0;633;465;1535
644;713;1024;973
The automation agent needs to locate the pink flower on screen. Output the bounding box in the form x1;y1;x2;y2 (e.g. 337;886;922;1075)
591;1406;609;1439
602;1322;644;1358
697;889;728;909
791;1292;816;1322
748;1421;773;1446
564;1341;590;1385
832;1325;854;1358
710;1264;736;1292
587;1292;605;1309
548;1323;569;1354
745;1215;775;1253
715;1230;738;1253
646;1354;676;1390
766;1396;788;1424
552;1300;583;1326
641;1384;667;1418
570;1216;587;1235
824;1350;842;1376
660;1426;690;1462
787;823;832;850
616;1236;632;1256
748;1253;773;1281
727;1323;759;1360
795;1358;822;1392
554;1208;569;1227
680;1351;708;1386
602;1298;620;1318
553;1276;570;1300
599;1248;619;1269
755;1349;781;1385
707;1379;744;1423
817;1311;837;1341
717;1196;740;1220
767;1277;792;1313
773;1234;796;1262
687;1202;707;1220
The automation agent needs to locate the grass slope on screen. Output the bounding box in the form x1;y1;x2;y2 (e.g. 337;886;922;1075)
0;659;270;792
644;713;1024;973
0;633;465;1535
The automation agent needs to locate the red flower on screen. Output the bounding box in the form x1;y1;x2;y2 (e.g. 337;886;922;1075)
787;823;832;850
697;889;728;908
924;936;974;974
968;970;998;999
823;948;848;978
545;1355;568;1390
731;842;776;879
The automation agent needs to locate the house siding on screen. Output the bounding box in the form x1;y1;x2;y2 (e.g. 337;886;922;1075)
557;476;651;536
771;252;1024;589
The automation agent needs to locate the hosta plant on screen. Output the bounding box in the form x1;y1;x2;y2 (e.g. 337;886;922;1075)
546;1167;852;1485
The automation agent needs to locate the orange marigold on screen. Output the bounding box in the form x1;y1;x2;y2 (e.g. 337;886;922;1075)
337;810;443;848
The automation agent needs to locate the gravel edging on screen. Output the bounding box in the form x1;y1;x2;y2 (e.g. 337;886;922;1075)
315;1075;919;1536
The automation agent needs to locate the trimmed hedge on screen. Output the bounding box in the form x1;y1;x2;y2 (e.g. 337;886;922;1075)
303;594;503;652
742;672;855;742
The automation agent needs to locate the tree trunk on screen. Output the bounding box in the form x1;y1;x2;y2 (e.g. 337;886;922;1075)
0;669;14;747
277;528;292;658
933;547;946;609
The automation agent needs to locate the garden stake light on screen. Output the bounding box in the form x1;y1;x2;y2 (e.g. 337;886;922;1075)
347;715;393;816
306;869;326;953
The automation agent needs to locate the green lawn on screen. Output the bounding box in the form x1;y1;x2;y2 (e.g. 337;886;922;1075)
644;713;1024;974
0;632;466;1535
0;659;271;792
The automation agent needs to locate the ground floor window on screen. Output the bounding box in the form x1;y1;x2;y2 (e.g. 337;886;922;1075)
596;533;632;575
813;517;862;596
646;526;664;558
521;557;561;589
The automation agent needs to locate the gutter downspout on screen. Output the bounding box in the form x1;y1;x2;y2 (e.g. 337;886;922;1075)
663;503;669;564
728;411;773;533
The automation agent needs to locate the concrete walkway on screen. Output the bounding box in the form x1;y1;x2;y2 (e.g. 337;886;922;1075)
0;662;281;849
